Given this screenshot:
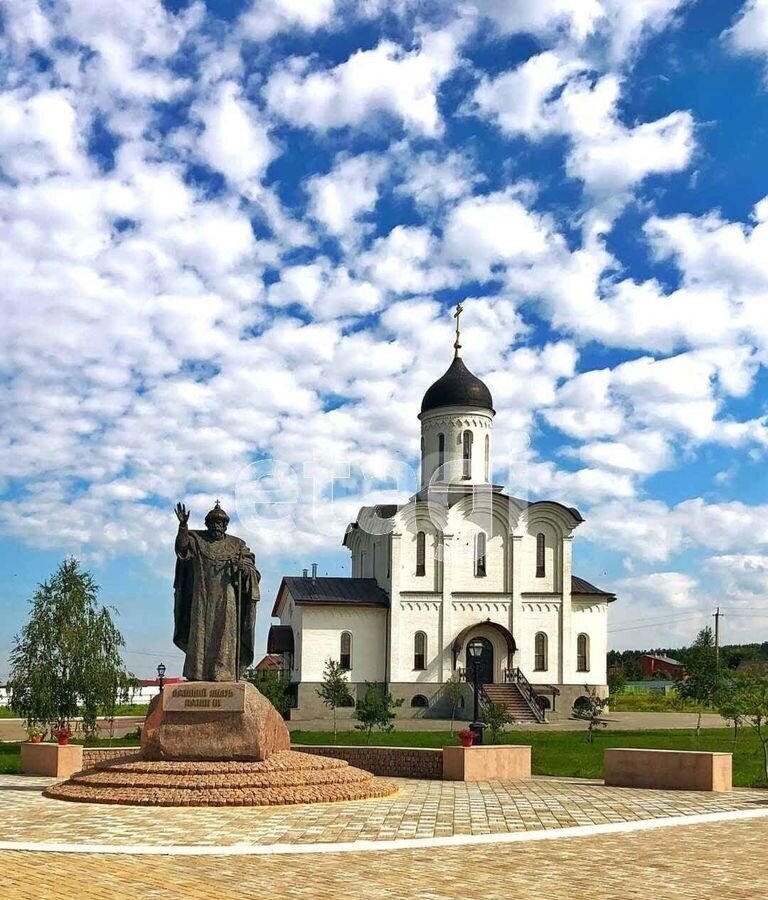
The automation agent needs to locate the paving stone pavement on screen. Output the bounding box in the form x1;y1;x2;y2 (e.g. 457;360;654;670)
2;816;768;899
2;774;767;848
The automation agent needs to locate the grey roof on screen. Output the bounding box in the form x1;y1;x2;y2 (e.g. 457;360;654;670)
642;653;684;666
572;575;616;601
421;356;494;415
274;577;390;616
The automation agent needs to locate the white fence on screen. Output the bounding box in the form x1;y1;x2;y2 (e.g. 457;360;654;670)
0;683;162;709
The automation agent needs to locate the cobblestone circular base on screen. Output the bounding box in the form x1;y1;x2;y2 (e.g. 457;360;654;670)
43;751;397;807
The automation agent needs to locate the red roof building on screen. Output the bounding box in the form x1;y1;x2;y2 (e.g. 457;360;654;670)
638;654;685;680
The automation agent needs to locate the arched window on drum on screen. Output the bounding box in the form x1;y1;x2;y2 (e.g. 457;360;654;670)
462;430;473;478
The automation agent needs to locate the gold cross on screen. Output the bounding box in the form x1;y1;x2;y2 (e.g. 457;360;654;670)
453;302;463;357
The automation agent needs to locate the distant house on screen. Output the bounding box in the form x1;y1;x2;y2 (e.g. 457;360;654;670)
254;654;285;673
638;653;685;680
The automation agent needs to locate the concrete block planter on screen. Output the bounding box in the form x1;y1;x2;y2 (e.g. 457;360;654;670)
21;742;84;778
604;748;733;792
442;745;532;782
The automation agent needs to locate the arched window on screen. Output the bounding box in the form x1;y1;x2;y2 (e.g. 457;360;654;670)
475;531;487;577
536;533;545;578
438;433;445;471
534;632;548;671
411;694;429;708
577;633;589;672
462;430;473;478
414;631;427;670
485;434;490;481
416;531;426;577
340;632;352;670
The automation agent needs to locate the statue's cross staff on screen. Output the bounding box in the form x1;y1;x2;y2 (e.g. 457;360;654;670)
453;302;463;358
235;549;243;683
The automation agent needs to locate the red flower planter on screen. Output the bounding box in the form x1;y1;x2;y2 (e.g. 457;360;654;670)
54;728;72;746
457;730;474;748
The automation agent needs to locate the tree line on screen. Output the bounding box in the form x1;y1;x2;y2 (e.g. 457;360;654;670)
608;641;768;680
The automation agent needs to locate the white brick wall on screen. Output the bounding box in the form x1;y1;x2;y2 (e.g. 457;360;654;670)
299;605;387;683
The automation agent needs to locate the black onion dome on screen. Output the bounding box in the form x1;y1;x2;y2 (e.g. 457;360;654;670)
420;356;494;415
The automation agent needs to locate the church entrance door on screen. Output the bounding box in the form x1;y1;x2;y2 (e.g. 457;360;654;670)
467;637;494;685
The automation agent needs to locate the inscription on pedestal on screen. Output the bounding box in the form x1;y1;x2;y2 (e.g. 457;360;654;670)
162;681;246;713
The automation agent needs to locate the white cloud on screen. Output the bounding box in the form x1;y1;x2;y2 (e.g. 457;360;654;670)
705;554;768;601
566;106;694;199
585;498;768;562
394;149;481;209
472;52;587;139
545;369;626;439
266;261;383;317
724;0;768;64
0;89;85;180
442;189;558;278
358;226;456;294
264;27;462;136
615;571;699;609
239;0;337;41
0;0;54;53
571;431;672;474
473;61;695;200
473;0;604;42
59;0;197;102
507;460;636;504
475;0;690;63
601;0;692;64
196;82;276;195
306;153;388;239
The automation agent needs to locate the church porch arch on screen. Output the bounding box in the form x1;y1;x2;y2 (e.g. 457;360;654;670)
452;620;516;683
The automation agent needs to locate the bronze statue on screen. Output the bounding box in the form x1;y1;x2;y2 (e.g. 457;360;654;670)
173;501;259;682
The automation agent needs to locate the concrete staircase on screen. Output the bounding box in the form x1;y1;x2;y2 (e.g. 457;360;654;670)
483;683;541;724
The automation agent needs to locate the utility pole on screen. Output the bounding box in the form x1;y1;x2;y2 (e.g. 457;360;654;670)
713;607;722;672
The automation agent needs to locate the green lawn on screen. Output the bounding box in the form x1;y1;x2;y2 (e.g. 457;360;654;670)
292;728;768;788
0;742;20;774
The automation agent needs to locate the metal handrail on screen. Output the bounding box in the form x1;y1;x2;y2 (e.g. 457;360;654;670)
509;667;546;723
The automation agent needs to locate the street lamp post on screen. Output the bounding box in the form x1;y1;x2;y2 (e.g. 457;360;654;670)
467;639;485;745
157;662;166;694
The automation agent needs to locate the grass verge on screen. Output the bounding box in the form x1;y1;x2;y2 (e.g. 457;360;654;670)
291;727;768;788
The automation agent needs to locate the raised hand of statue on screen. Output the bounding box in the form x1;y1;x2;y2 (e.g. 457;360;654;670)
175;502;190;526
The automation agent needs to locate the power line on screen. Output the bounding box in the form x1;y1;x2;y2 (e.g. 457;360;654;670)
608;614;700;634
715;612;768;619
715;607;768;613
607;611;703;628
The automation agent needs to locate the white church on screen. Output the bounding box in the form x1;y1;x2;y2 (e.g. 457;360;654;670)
269;310;615;722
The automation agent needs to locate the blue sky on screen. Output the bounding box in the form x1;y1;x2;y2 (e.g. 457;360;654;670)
2;0;768;677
